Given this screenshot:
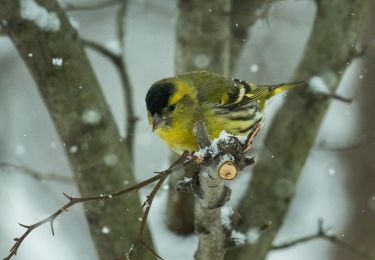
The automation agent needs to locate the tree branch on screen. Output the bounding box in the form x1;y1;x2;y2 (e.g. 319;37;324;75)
193;121;261;260
0;162;73;184
3;123;261;260
81;38;120;63
3;152;193;260
227;1;369;260
0;0;151;258
271;220;373;259
167;0;232;235
115;0;137;156
127;177;167;260
64;0;121;11
81;1;137;156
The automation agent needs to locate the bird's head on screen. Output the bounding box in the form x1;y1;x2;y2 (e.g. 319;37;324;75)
145;78;196;132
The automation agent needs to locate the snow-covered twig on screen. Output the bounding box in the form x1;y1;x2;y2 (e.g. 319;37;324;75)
193;120;260;260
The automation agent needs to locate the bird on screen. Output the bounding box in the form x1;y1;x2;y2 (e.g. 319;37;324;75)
145;71;304;154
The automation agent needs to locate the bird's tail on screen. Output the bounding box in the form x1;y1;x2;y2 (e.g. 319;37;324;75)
250;81;305;110
266;81;306;97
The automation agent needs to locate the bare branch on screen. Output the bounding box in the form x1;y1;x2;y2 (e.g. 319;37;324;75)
228;1;369;259
271;220;373;259
3;117;261;260
325;93;353;103
193;120;261;260
81;1;137;156
116;1;127;49
82;39;120;63
127;176;167;260
317;137;372;152
3;152;193;260
64;0;121;11
115;0;137;156
0;162;73;184
193;120;212;148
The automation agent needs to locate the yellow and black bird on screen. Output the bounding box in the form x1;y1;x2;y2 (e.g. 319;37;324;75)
145;71;304;154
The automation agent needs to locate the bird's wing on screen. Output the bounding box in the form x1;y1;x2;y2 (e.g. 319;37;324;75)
215;78;305;111
214;78;262;110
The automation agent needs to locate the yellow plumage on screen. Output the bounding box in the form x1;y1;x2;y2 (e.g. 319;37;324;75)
145;71;304;154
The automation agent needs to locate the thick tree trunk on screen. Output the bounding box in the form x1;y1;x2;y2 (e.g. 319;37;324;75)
227;0;368;259
230;0;265;72
333;3;375;259
167;0;231;234
0;0;154;259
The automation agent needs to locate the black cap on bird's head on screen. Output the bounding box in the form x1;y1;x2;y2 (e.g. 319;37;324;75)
145;81;176;131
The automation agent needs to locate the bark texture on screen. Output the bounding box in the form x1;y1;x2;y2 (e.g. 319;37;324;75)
193;122;226;260
230;0;265;71
167;0;231;234
227;1;368;259
0;0;154;259
333;3;375;259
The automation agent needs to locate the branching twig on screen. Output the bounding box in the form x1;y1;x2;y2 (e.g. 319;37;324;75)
64;0;121;11
115;0;137;155
271;220;372;259
3;152;193;260
0;162;73;184
127;177;167;260
3;118;262;260
81;1;137;156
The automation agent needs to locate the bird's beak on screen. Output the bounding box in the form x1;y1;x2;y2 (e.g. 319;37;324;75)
152;114;164;132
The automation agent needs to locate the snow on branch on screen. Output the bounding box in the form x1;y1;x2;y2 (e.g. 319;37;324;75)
20;0;60;32
192;120;260;260
2;120;262;260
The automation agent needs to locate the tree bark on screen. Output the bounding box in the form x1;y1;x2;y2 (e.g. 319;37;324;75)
0;0;154;259
230;0;265;72
167;0;231;234
193;122;227;260
227;0;368;259
333;3;375;259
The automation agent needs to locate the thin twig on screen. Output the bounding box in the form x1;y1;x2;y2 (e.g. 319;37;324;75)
0;162;73;184
81;2;137;156
3;119;261;260
3;152;193;260
82;39;120;63
317;137;372;152
64;0;121;11
115;0;137;156
127;177;167;260
271;220;372;259
326;93;353;103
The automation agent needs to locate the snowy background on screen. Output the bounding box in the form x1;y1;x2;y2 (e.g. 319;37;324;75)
0;0;372;259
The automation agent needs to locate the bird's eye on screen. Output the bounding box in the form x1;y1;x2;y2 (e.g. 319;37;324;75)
168;104;176;112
